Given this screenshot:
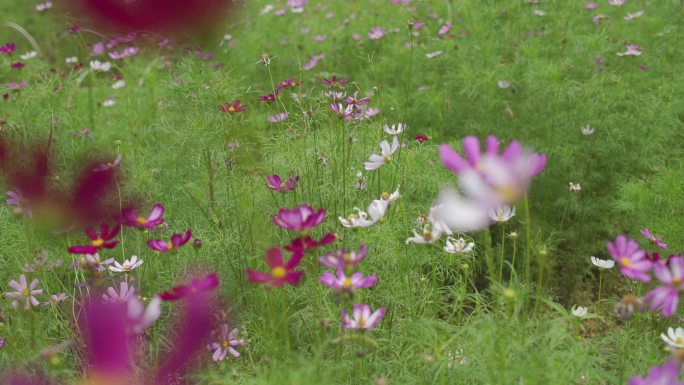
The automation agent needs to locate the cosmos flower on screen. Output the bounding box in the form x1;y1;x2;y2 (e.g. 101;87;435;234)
426;51;443;59
246;247;305;288
444;237;475;254
339;199;389;228
302;54;324;70
208;324;245;361
345;91;370;109
661;327;684;349
628;361;684;385
608;0;625;5
406;205;453;244
68;223;121;254
268;112;288;123
368;27;386;40
568;182;582;192
319;244;368;270
590;256;615;269
0;43;16;55
103;281;136;303
93;154;121;172
160;272;220;301
607;235;652;282
258;92;279;102
644;256;684;317
36;0;52;11
84;253;115;271
265;175;300;192
341;304;385;329
383;123;406;136
438;22;452;37
331;102;354;118
272;205;326;233
219;100;246;113
321;75;348;87
364;136;399;171
320;270;377;293
127;296;162;333
147;230;192;252
6;189;32;218
5;275;42;309
89;60;112;72
109;255;143;273
584;2;598;9
571;305;588;318
120;204;164;228
581;125;595;135
617;44;642;57
415;135;428;143
112;79;125;89
287;0;307;13
497;80;511;89
624;11;644;20
488;205;516;222
276;77;301;90
20;51;37;60
108;46;139;60
284;232;336;253
640;229;668;249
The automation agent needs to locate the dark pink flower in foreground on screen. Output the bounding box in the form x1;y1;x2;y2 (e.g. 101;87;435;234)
265;175;300;192
607;235;652;282
246;247;304;288
319;244;367;270
321;75;347;88
640;228;668;249
628;361;684;385
68;223;121;254
0;43;16;55
272;204;326;233
285;232;336;253
219;100;246;113
11;62;25;69
320;270;377;293
644;256;684;317
415;135;428;143
148;230;192;252
342;304;385;329
120;203;164;228
160;272;219;300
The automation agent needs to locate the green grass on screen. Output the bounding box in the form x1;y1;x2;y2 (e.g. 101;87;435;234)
0;0;683;384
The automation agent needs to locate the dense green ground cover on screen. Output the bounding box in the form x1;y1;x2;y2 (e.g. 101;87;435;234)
0;0;683;384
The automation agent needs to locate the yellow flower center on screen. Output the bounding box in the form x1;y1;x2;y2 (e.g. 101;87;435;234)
343;253;353;262
343;277;352;289
21;289;30;296
280;182;287;190
381;192;390;200
495;185;521;204
91;238;104;247
136;216;146;224
358;317;366;326
620;257;631;267
423;231;433;241
222;340;229;348
228;106;235;112
272;266;286;278
674;277;683;286
166;241;174;250
650;236;657;242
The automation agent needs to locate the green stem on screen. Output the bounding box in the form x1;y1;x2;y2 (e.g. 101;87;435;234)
499;223;506;282
483;227;495;281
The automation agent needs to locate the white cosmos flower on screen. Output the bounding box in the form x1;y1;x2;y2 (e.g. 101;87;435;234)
20;51;37;60
383;123;406;136
571;305;588;318
109;255;143;273
488;205;516;222
533;9;546;16
339;199;389;228
406;205;452;244
624;11;644;20
65;56;78;64
581;125;595;136
569;182;581;192
591;256;615;269
661;327;684;349
128;296;162;333
102;98;116;107
497;80;511;89
364;136;399;171
112;79;125;89
89;60;112;72
379;185;401;202
435;187;491;233
444;237;475;254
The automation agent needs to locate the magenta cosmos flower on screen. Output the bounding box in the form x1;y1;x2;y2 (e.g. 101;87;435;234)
272;204;326;233
275;77;301;90
68;223;121;254
285;232;336;253
320;270;377;293
218;100;246;113
607;235;652;282
258;92;279;102
628;361;684;385
321;75;347;88
5;274;42;309
439;135;547;204
643;256;684;317
120;203;164;228
147;230;192;252
207;323;245;361
341;304;385;329
246;247;304;288
319;244;368;270
160;272;219;301
640;228;668;249
265;175;300;192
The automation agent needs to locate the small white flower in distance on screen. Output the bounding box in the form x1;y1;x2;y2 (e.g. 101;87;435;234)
591;256;615;269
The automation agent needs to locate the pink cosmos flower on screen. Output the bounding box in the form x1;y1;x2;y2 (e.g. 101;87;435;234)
331;102;354;118
147;230;192;252
320;270;377;293
276;77;302;90
208;324;244;361
68;223;121;254
258;92;279;102
93;154;121;172
341;304;385;329
640;228;668;249
0;43;16;55
629;361;684;385
584;1;598;9
313;35;327;42
609;0;625;5
368;27;386;40
272;204;326;233
644;256;684;317
438;22;452;37
265;175;300;192
6;189;32;218
287;0;308;13
322;75;347;87
319;245;368;270
5;274;42;309
7;81;25;90
246;247;305;287
103;281;136;303
119;203;164;228
219;100;246;113
268;112;288;123
607;235;652;282
160;272;220;301
84;253;115;271
285;232;336;253
108;46;140;60
302;54;324;70
345;91;370;109
617;44;642;57
11;62;25;69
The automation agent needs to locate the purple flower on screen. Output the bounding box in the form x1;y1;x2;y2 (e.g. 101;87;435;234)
302;54;324;70
207;324;245;361
5;274;42;309
345;91;370;109
584;1;598;9
606;235;652;282
0;43;16;55
628;361;684;385
640;228;668;249
84;253;115;271
331;102;354;118
268;112;288;123
341;304;385;329
438;22;452;37
272;205;326;233
6;189;32;218
119;203;164;228
265;175;300;192
147;230;192;252
103;281;136;303
68;223;121;254
0;338;4;348
285;232;336;253
321;75;348;88
108;46;140;60
258;92;279;102
7;80;25;90
319;245;368;270
320;270;377;292
368;27;386;40
93;154;121;172
618;44;642;57
644;256;684;317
